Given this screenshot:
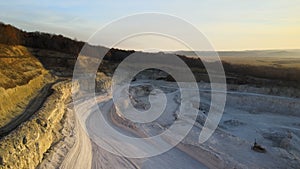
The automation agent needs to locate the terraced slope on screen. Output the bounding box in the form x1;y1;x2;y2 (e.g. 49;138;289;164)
0;44;52;128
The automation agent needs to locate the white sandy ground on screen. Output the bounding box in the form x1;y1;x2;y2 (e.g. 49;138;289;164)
37;100;92;169
59;93;207;169
87;99;208;169
55;80;300;169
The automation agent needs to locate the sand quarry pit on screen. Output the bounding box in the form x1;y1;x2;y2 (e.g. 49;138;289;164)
63;80;300;169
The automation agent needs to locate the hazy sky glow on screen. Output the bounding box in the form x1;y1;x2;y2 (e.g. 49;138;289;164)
1;0;300;51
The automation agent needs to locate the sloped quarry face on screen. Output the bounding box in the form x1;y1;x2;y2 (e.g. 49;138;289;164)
128;82;179;115
123;81;195;135
0;82;73;169
133;69;174;81
128;84;154;111
0;44;53;128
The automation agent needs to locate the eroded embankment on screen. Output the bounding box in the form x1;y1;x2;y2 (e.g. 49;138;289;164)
0;44;53;128
0;81;56;138
0;81;72;169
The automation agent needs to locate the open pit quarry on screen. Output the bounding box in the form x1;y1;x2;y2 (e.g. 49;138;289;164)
0;22;299;169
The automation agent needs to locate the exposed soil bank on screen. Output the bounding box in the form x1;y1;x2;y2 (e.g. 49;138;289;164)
0;82;55;138
0;81;72;169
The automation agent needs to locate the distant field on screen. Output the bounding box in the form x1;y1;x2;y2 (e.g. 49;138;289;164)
176;50;300;69
221;56;300;69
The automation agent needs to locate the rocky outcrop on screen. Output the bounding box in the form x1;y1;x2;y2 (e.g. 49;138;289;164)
0;81;72;169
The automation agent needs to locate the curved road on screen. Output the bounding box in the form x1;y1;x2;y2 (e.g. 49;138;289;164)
86;97;208;169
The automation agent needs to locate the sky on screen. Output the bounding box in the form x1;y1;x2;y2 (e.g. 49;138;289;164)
0;0;300;51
